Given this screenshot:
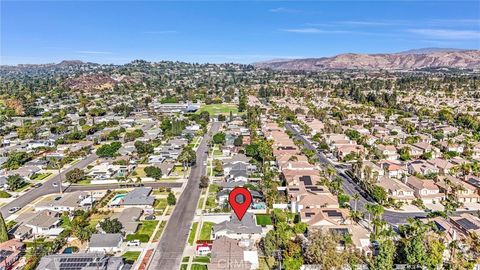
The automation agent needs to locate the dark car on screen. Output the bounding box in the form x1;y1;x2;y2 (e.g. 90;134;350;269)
145;215;156;220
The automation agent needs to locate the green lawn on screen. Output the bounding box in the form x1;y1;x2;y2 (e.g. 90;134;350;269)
199;222;214;241
213;148;223;156
209;184;220;193
154;198;168;210
126;221;159;242
193;256;210;263
31;173;51;181
122;251;141;264
191;265;207;270
132;165;148;178
255;214;273;226
205;196;217;210
188;222;198;245
180;265;187;270
15;182;31;192
196;104;239;116
182;257;190;263
0;190;11;198
77;179;91;185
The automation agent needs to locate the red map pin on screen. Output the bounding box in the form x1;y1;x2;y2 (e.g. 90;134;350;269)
229;187;252;221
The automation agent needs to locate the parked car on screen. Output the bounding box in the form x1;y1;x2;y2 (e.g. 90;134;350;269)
145;215;156;221
34;183;43;188
52;182;58;187
8;207;21;214
127;240;141;246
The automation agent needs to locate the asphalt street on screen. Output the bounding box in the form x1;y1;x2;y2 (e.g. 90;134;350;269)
148;121;221;270
1;153;98;218
284;122;428;225
66;182;182;192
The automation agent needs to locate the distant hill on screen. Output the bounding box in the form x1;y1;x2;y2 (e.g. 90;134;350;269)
397;47;470;55
253;49;480;71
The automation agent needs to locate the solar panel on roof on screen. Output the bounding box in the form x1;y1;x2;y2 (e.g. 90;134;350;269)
0;250;14;262
325;210;343;217
432;221;445;231
456;218;480;230
300;176;313;186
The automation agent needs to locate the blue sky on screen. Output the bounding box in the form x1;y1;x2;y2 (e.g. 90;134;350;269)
1;1;479;65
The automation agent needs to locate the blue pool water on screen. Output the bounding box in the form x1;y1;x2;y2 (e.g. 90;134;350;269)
63;247;75;254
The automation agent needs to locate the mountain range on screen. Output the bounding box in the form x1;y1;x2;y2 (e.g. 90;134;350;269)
253;48;480;71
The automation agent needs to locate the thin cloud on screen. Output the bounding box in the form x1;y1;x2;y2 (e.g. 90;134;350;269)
76;51;112;55
336;20;398;26
269;7;300;13
407;29;480;40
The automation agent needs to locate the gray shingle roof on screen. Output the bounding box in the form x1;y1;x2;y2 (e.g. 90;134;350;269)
89;233;123;248
36;253;124;270
213;212;262;235
121;187;154;206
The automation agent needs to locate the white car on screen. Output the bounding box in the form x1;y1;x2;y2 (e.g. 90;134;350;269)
127;240;140;246
8;207;21;214
52;182;58;187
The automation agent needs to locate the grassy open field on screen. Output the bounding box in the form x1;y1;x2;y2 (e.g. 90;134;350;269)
196;104;239;116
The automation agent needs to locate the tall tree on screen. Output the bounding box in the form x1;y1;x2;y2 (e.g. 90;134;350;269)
0;213;8;242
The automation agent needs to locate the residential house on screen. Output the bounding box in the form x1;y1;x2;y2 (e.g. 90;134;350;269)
207;237;259;270
376;144;399;161
377;176;416;203
111;207;142;234
35;191;92;212
88;233;123;253
212;213;263;241
22;210;64;236
300;208;350;227
117;187;155;209
0;239;25;270
408;160;440;176
427;158;455;175
406;176;443;204
36;253;124;270
450;213;480;235
438;141;464;154
436;175;480;203
378;160;407;179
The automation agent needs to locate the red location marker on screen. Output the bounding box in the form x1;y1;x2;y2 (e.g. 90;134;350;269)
229;187;252;221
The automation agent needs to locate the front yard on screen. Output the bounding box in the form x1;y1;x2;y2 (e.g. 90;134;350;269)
198;222;214;241
126;220;159;242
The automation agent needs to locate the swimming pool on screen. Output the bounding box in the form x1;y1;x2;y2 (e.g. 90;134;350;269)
110;193;126;205
112;194;126;201
63;247;78;254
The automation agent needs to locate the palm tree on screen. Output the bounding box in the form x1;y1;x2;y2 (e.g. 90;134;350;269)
326;165;336;180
